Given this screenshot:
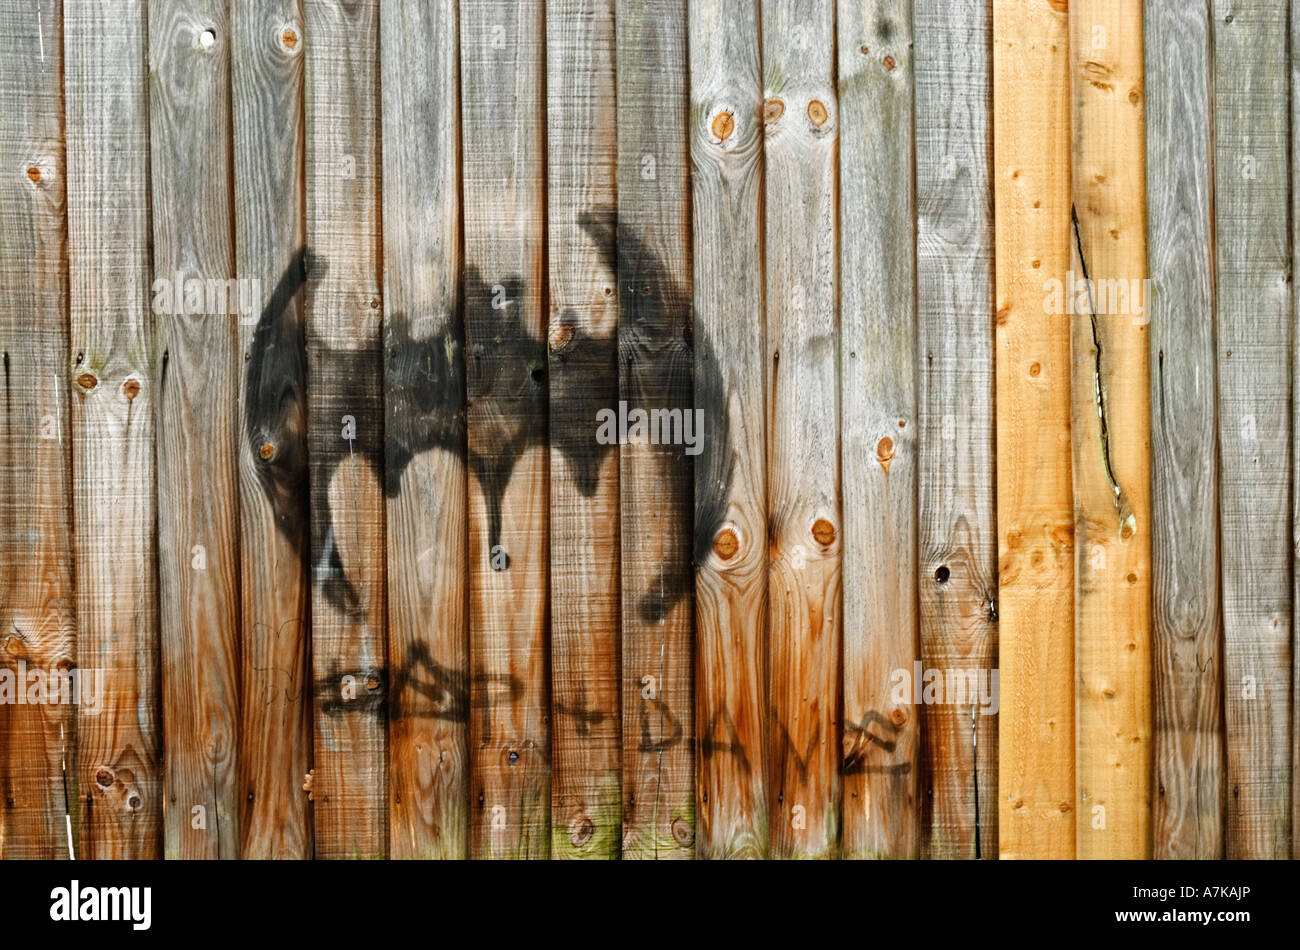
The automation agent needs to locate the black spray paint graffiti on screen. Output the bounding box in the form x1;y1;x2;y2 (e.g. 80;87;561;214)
842;710;913;777
244;212;729;621
244;225;911;786
315;641;523;734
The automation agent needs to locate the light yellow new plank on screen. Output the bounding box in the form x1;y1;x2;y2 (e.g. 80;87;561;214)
1069;0;1152;860
993;0;1075;860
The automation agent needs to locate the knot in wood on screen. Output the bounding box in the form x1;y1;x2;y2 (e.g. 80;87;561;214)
710;110;735;141
713;527;739;561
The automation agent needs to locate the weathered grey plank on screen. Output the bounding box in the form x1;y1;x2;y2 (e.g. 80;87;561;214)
546;0;622;861
615;0;695;860
380;0;469;861
460;0;551;859
303;0;388;859
689;0;769;859
231;0;313;859
149;0;242;861
914;0;997;860
0;0;77;860
761;0;841;861
1292;0;1300;861
837;0;919;860
64;0;161;859
1144;0;1224;860
1212;0;1291;860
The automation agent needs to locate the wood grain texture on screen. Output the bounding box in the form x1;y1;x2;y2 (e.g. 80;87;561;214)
615;0;695;860
64;0;162;860
149;0;242;861
231;0;313;860
690;0;769;861
1143;0;1224;860
761;0;841;861
993;0;1074;861
837;0;919;860
546;0;622;860
914;0;997;860
380;0;469;861
1293;0;1300;861
0;0;76;860
1212;0;1292;860
1069;0;1152;860
303;0;388;859
460;0;551;859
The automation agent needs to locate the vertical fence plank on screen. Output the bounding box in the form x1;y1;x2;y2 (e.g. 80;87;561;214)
837;0;919;860
993;0;1074;860
64;0;161;859
1293;0;1300;860
380;0;469;861
914;0;997;860
1212;0;1292;860
761;0;841;860
149;0;242;861
0;0;76;860
1069;0;1152;860
231;0;312;859
460;0;551;859
689;0;768;859
615;0;695;859
546;0;622;860
1144;0;1224;860
303;0;387;859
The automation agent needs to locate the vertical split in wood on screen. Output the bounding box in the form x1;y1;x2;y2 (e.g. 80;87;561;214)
615;0;695;860
1069;0;1153;861
762;0;841;860
303;0;388;859
380;0;470;861
1143;0;1224;859
993;0;1075;861
0;0;77;859
545;0;622;861
231;0;313;860
64;0;162;859
149;0;242;861
837;0;920;860
914;0;997;859
1212;0;1292;860
460;0;551;859
689;0;770;859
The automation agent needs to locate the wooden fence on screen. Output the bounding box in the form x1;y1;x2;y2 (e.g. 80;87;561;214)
0;0;1294;860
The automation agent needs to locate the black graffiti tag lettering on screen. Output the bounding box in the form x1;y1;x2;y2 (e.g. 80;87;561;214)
699;705;750;775
841;710;914;776
771;715;822;786
637;696;683;754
